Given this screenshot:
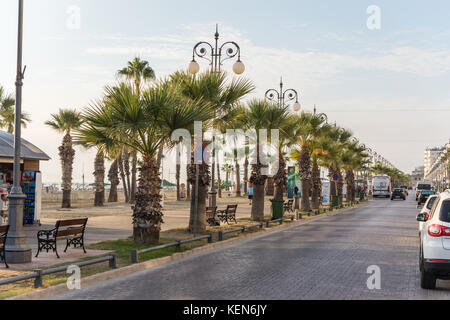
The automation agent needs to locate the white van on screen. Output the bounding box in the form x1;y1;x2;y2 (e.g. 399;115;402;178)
372;174;391;198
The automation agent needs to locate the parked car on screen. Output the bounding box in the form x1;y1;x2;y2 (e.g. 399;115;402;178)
417;191;450;289
391;188;406;200
416;181;432;200
418;194;438;235
400;185;409;196
418;190;436;205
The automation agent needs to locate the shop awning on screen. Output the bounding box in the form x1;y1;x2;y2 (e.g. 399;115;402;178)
0;131;50;161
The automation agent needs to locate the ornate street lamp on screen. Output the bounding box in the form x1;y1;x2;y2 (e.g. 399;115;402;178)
265;77;301;111
187;24;245;208
6;0;31;263
188;24;245;75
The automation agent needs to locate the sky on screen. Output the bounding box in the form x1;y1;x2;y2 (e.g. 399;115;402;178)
1;0;450;184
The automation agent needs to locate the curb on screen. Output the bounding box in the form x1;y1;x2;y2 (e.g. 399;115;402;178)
9;201;368;300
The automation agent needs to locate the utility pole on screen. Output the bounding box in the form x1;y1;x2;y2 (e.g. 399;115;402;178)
6;0;32;263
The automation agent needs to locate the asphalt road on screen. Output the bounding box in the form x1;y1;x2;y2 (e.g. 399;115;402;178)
49;194;450;300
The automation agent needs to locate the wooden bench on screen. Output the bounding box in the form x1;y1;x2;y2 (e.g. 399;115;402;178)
217;204;237;224
36;218;88;258
283;199;293;213
206;206;219;226
0;225;9;268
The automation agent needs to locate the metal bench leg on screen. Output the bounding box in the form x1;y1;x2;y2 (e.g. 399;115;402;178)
55;242;60;258
35;241;41;258
1;248;8;268
64;239;70;252
82;238;86;253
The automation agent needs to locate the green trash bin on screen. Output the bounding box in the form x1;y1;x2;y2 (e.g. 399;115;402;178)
331;195;338;208
270;199;284;220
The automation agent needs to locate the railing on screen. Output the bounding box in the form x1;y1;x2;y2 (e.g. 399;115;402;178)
0;253;116;288
217;223;263;241
131;234;212;264
265;215;295;227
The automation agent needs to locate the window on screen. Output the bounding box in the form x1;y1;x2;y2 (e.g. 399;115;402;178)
427;196;437;210
429;198;440;219
439;200;450;223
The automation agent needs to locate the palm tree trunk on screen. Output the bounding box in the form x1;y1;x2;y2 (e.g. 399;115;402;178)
108;158;119;202
186;164;191;200
250;163;267;221
311;161;321;209
235;161;241;197
130;150;137;203
274;152;286;201
94;151;105;206
265;177;274;196
123;149;131;200
217;162;222;198
176;163;181;201
337;170;344;205
156;146;163;170
187;155;210;233
243;156;249;195
299;144;311;211
59;133;75;208
118;152;129;203
133;155;162;244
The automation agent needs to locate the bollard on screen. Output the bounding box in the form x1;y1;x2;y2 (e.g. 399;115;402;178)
208;234;212;243
131;250;138;264
259;222;263;229
109;253;117;269
291;216;294;221
266;220;270;228
176;240;181;250
34;269;43;288
241;226;245;233
279;219;283;225
307;211;311;217
218;231;223;241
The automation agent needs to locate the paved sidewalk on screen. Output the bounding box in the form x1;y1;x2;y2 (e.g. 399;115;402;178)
48;195;450;300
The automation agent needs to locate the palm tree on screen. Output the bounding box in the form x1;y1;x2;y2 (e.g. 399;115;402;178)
45;109;82;208
107;158;119;202
240;100;284;221
171;70;254;229
222;164;234;191
293;112;328;211
105;80;212;242
74;100;120;206
0;86;31;133
117;57;156;203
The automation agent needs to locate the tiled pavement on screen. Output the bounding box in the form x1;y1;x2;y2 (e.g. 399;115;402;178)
49;195;450;299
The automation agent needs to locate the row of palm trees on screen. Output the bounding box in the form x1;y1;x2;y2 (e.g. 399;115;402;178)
42;57;401;245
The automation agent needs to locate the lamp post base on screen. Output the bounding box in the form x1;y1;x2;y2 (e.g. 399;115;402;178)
5;191;32;264
208;191;217;208
5;247;31;264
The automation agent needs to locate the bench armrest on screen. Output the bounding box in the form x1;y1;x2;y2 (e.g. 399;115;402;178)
37;228;56;239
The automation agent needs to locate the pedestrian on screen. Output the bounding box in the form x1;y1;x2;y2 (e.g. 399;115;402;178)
0;190;8;224
248;182;254;205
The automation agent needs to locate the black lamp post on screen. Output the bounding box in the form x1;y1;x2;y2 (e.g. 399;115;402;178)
5;0;32;263
187;24;245;208
265;77;301;111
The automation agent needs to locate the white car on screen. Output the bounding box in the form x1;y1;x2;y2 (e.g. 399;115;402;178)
417;191;450;289
418;195;439;234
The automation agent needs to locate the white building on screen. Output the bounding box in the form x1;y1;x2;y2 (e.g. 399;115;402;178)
424;147;444;177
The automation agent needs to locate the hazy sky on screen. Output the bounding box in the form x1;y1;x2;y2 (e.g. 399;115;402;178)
1;0;450;183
